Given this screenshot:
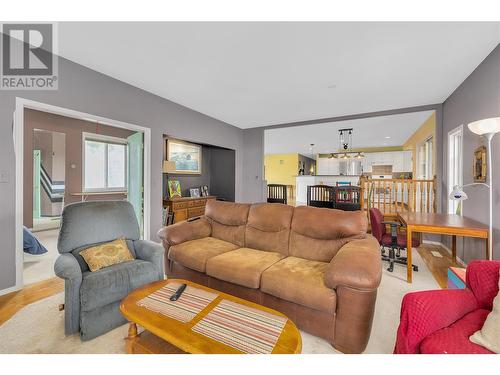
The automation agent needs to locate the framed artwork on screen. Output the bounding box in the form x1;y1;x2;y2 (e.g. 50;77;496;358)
168;180;182;198
190;188;201;198
166;139;202;175
473;146;487;183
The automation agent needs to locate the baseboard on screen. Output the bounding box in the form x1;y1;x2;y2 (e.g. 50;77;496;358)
422;240;467;267
0;284;21;297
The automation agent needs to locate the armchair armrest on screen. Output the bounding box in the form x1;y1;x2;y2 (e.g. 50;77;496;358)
54;253;82;281
394;288;479;354
325;235;382;291
134;239;165;280
53;253;83;336
157;217;211;246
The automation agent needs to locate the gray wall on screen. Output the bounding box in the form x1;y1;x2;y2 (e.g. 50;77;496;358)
0;56;245;291
164;146;212;198
210;147;236;201
241;128;266;203
163;145;236;201
441;44;500;262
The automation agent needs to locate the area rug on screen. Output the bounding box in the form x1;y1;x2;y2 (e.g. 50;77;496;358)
0;250;437;354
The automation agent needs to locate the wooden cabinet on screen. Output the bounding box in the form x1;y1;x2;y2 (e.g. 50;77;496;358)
163;196;216;224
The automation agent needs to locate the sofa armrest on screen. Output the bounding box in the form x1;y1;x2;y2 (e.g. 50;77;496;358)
325;235;382;291
157;217;212;246
394;288;479;354
324;235;382;353
134;239;165;280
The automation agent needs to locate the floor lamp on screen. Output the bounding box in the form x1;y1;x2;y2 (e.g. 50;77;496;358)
449;117;500;261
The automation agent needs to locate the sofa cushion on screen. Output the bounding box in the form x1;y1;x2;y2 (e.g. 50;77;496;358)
206;248;285;289
420;309;494;354
289;206;367;262
245;203;294;255
205;200;250;247
168;237;238;272
261;256;336;313
80;259;158;312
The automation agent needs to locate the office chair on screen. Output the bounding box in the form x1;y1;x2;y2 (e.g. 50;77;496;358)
369;207;419;273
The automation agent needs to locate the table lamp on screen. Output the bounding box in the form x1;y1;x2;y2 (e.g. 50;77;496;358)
163;160;177;193
163;160;176;174
449;117;500;261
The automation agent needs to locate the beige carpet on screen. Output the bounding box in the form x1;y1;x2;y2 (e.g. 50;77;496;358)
0;250;438;354
24;229;59;285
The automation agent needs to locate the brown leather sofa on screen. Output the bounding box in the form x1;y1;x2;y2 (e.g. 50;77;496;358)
157;200;382;353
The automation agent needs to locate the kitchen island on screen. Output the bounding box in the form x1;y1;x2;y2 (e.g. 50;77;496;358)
295;175;361;206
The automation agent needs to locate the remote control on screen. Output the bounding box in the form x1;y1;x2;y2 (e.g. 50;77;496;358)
169;283;187;301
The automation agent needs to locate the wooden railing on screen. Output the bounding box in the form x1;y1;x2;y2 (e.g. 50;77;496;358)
359;176;437;218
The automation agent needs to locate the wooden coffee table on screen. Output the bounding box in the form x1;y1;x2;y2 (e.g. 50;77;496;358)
120;279;302;354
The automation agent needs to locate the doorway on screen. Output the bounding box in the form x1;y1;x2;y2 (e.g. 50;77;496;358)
32;129;66;231
23;129;67;285
14;98;151;292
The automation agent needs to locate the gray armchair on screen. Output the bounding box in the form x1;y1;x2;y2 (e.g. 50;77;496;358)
54;200;164;341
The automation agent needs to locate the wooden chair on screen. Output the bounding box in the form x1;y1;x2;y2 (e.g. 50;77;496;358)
333;186;361;211
307;185;334;208
267;184;288;204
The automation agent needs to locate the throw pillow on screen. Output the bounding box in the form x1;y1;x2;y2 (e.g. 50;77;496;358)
469;270;500;353
80;237;134;272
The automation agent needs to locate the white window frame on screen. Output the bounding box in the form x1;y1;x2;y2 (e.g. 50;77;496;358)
82;132;128;192
417;136;433;179
448;125;464;215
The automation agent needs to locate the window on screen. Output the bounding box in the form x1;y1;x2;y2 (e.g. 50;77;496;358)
83;133;127;191
448;126;463;214
417;136;433;179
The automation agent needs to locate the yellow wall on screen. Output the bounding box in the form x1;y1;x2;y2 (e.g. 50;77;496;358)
403;112;436;177
264;153;299;186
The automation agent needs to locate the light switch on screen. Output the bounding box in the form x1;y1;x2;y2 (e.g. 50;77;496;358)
0;171;9;183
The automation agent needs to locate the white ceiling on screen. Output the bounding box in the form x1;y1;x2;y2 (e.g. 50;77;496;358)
57;22;499;128
264;110;434;156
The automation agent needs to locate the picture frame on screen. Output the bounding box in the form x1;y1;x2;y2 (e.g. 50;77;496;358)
473;145;487;183
201;185;209;197
168;180;182;198
166;138;202;175
190;187;201;198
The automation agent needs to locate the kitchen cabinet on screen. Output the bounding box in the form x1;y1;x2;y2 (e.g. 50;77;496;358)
392;152;404;172
317;157;339;175
403;151;413;173
318;151;412;175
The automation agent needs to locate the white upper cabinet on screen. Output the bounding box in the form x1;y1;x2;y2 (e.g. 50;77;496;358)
392;152;404;172
363;151;412;172
403;150;413;172
316;157;340;175
317;151;412;175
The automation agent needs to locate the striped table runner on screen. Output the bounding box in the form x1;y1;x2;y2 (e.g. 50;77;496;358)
192;299;288;354
137;283;218;323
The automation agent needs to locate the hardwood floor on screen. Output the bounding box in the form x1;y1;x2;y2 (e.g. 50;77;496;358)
0;277;63;326
417;243;463;289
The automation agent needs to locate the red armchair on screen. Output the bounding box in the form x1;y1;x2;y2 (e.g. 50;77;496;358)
395;260;500;354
